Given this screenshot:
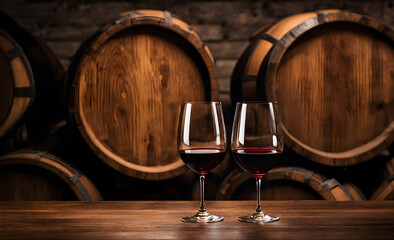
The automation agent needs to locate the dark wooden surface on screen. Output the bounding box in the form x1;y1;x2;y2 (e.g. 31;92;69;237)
0;201;393;240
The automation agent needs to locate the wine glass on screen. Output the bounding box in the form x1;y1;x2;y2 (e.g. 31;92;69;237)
177;102;227;223
231;102;284;223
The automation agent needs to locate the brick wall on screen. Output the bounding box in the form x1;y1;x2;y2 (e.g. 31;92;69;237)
1;0;393;111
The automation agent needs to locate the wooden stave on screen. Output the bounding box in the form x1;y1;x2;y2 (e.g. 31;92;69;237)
0;150;102;201
385;157;394;176
0;29;35;139
230;11;322;104
231;9;394;167
371;175;394;200
230;24;272;104
66;10;218;181
216;166;364;201
371;157;394;200
0;11;65;151
342;183;367;201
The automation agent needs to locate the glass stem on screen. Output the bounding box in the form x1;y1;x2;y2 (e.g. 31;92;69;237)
199;175;207;212
255;177;263;214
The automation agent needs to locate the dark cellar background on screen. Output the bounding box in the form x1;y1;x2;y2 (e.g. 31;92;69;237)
0;0;393;200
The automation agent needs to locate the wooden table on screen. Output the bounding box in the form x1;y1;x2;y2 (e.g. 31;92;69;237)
0;201;393;239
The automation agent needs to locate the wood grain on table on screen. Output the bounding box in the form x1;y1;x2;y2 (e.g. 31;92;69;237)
0;201;393;240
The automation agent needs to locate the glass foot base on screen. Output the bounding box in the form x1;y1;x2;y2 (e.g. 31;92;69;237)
182;210;223;223
238;212;279;223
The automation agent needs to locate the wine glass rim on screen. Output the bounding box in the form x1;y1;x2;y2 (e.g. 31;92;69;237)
181;101;222;104
236;101;277;104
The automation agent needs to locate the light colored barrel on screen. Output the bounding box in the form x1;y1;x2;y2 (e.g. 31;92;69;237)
231;10;394;166
66;10;218;180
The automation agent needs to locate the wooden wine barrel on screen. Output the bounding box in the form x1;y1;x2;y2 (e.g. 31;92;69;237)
216;167;365;201
231;9;394;166
0;29;34;138
0;11;65;150
0;150;102;201
66;10;218;180
371;157;394;200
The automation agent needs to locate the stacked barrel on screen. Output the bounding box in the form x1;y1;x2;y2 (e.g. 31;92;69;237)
0;9;392;201
225;10;394;201
0;9;219;200
0;11;102;200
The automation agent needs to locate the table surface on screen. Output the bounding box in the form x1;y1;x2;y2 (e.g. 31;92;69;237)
0;201;393;240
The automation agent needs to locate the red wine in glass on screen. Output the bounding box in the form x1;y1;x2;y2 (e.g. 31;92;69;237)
232;148;282;178
177;102;227;223
231;101;284;223
179;148;226;176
